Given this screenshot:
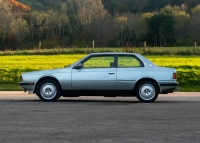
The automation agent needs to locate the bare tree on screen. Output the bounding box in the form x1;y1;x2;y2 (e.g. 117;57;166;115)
68;0;109;46
43;10;58;39
56;3;71;46
190;14;200;44
24;11;45;42
58;3;69;39
189;5;200;45
0;0;14;46
174;14;190;46
12;16;29;44
106;12;149;47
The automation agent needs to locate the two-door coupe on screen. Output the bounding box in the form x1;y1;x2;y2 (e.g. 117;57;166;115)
19;52;178;102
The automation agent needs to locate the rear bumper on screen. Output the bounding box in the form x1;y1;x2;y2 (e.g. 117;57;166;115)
159;82;179;94
160;83;178;87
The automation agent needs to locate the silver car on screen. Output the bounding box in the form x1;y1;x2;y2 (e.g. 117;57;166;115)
19;52;178;102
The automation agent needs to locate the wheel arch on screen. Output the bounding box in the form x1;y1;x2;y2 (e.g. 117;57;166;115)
134;78;160;93
33;76;62;93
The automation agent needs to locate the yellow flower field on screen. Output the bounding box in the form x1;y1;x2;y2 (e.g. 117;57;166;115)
0;54;200;91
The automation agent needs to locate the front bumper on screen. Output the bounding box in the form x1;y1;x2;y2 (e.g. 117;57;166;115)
19;82;35;94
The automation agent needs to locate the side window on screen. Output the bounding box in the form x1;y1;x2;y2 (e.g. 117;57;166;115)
118;55;142;67
83;55;114;68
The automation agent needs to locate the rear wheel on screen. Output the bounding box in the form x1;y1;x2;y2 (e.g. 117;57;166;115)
136;81;158;102
36;80;61;101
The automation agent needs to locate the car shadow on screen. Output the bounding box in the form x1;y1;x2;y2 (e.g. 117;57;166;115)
0;99;190;104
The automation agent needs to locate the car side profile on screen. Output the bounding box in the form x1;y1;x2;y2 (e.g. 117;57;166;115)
19;52;178;102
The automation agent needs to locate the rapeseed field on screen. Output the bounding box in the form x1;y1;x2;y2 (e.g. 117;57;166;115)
0;54;199;91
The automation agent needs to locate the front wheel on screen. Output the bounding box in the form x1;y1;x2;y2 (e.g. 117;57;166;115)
136;81;158;103
36;80;61;101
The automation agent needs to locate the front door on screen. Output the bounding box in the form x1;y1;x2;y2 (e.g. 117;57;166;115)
72;55;116;90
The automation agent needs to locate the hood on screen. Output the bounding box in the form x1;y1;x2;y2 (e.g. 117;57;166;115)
22;67;71;76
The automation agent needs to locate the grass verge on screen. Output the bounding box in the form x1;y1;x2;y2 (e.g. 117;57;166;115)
0;84;22;91
0;47;200;55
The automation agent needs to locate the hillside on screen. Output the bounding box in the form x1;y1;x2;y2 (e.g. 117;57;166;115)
18;0;200;13
18;0;66;10
1;0;200;49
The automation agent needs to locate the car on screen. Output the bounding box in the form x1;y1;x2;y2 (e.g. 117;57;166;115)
19;52;178;102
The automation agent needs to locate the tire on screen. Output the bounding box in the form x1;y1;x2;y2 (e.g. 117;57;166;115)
136;81;158;103
36;80;61;101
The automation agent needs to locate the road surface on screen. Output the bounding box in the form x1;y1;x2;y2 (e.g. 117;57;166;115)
0;91;200;143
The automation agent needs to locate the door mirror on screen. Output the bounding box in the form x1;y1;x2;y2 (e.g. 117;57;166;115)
74;63;83;69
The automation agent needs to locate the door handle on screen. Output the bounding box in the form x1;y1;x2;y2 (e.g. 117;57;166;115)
108;72;115;74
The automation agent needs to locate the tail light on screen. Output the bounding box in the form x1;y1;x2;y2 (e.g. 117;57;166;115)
173;73;177;79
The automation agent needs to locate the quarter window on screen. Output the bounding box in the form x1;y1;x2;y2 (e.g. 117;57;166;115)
118;55;142;67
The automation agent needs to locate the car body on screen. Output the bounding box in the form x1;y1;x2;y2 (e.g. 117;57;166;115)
19;52;178;102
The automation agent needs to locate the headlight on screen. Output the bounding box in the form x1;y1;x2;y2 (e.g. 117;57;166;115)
20;75;23;82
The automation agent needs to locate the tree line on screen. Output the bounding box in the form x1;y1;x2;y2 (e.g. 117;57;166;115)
18;0;200;14
1;0;200;49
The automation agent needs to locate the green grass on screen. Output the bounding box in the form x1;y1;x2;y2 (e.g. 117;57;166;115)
179;85;200;92
0;84;22;91
0;46;200;55
0;51;200;91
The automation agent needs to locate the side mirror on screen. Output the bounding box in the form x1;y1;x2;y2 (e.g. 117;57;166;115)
74;63;83;69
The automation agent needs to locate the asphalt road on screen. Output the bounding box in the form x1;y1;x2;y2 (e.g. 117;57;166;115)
0;91;200;143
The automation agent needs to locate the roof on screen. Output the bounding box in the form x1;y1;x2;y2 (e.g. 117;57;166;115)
89;52;139;55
